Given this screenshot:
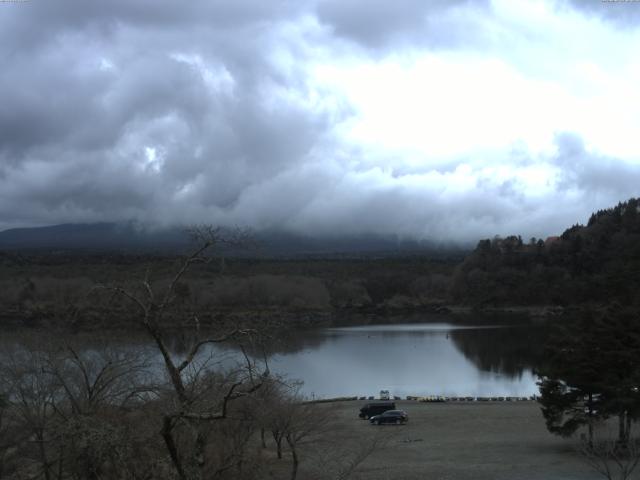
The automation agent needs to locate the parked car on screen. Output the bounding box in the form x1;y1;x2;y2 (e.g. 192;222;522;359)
369;410;409;425
359;401;395;419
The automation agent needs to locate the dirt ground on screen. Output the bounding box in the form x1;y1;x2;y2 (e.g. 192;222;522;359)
284;400;604;480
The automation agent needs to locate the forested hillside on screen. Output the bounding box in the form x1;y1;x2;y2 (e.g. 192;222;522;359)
451;198;640;306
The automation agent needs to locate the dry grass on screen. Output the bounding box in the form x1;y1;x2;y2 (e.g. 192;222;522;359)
279;400;603;480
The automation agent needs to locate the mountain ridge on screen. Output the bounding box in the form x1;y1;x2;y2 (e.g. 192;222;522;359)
0;222;468;258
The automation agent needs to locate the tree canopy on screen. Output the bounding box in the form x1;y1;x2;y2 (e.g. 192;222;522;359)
452;198;640;306
537;306;640;444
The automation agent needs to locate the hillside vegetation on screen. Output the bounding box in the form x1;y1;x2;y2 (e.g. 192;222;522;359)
452;198;640;307
2;198;640;328
0;255;459;329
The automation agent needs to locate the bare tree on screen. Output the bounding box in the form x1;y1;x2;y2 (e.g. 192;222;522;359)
0;348;61;480
580;436;640;480
49;341;157;480
45;341;153;415
0;391;19;479
98;226;267;480
258;383;326;480
260;383;374;480
203;398;261;479
283;400;325;480
0;337;161;480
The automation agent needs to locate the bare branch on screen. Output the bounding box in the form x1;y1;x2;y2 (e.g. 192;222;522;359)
176;329;255;373
93;285;149;319
160;242;216;310
580;437;640;480
142;268;155;304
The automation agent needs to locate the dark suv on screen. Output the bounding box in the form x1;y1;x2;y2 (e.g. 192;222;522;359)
359;401;395;419
369;410;409;425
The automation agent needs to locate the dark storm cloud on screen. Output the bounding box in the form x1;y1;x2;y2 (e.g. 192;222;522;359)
0;0;309;156
0;0;299;50
314;0;491;50
0;0;339;230
553;132;640;196
0;0;639;242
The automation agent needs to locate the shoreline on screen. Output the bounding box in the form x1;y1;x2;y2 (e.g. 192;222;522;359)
0;302;563;331
308;395;538;404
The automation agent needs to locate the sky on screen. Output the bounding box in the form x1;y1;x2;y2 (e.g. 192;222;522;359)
1;0;639;243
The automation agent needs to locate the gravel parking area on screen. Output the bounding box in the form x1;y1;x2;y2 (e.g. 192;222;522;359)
319;400;601;480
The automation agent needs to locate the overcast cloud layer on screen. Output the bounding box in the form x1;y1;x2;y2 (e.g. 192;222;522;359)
1;0;639;243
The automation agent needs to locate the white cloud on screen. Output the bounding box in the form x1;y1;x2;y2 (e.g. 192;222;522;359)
1;0;640;242
309;0;640;166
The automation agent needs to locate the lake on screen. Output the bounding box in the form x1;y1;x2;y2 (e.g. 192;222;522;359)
225;320;545;399
1;318;546;400
260;323;538;398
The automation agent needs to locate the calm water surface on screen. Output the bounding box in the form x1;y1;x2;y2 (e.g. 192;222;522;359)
258;322;542;399
1;319;544;400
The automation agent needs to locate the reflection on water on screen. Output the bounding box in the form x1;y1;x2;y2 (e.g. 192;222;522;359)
0;318;546;400
254;322;543;399
450;325;547;378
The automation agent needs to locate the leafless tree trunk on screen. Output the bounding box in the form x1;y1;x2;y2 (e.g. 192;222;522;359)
260;428;267;449
265;389;325;480
587;392;595;447
285;433;299;480
99;226;266;480
272;429;284;459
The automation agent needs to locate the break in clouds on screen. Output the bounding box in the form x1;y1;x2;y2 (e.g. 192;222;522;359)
1;0;640;243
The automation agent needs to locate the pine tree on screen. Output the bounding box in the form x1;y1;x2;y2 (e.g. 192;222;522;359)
537;313;605;444
537;307;640;445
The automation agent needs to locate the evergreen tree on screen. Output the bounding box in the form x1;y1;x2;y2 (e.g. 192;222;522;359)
537;307;640;445
537;313;605;444
591;307;640;444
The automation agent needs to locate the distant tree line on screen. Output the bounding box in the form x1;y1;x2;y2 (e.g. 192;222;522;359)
451;198;640;307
